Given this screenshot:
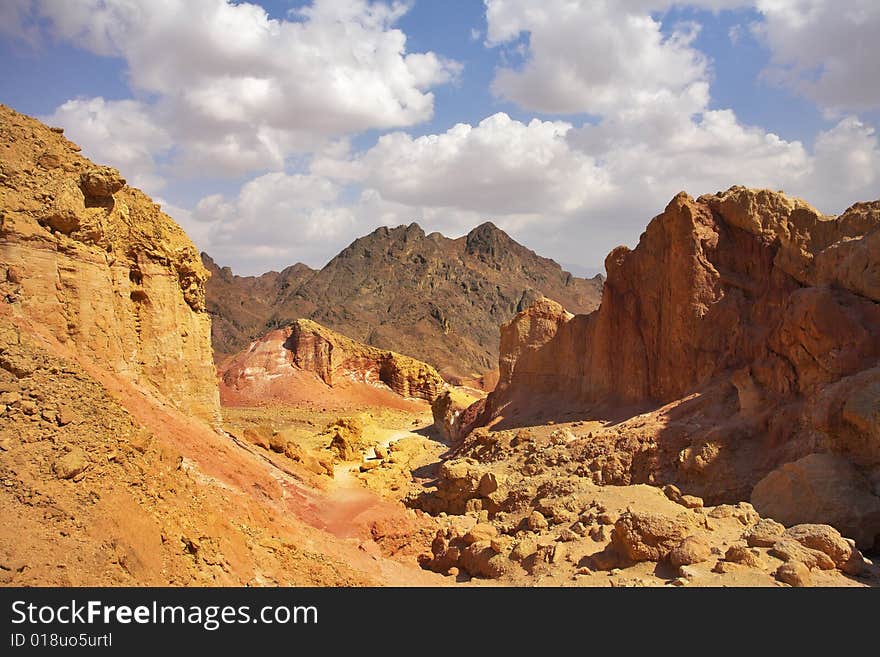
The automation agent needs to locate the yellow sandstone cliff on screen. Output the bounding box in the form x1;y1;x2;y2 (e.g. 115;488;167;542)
0;104;219;423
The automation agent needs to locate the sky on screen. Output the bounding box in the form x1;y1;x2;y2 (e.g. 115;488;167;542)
1;1;879;276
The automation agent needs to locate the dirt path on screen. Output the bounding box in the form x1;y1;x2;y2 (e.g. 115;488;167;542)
332;427;418;486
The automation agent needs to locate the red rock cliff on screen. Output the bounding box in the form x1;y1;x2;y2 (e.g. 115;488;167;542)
471;187;880;544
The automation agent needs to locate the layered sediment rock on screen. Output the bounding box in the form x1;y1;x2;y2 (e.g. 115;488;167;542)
0;104;219;422
221;318;445;403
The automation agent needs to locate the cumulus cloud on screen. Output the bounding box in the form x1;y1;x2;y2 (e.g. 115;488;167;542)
484;0;711;116
189;172;359;273
337;113;610;214
41;97;172;193
751;0;880;113
297;107;876;275
19;0;459;176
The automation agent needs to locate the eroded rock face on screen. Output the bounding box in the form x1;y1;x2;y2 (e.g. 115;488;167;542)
469;186;880;543
0;104;219;423
220;318;445;404
481;188;880;412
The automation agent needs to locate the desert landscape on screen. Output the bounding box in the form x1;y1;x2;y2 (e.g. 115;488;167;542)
1;1;879;591
1;102;878;588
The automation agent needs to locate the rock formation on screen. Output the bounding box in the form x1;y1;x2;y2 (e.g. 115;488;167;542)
0;104;219;422
203;222;603;380
467;187;880;548
220;318;446;407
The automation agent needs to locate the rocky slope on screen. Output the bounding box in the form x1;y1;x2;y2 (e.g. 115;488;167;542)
464;187;880;549
399;423;875;586
0;106;445;587
203;222;603;381
220;318;446;408
0;104;219;422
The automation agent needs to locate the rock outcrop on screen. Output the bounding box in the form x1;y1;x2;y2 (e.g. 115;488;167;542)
0;104;219;422
204;221;603;380
220;318;445;406
469;187;880;547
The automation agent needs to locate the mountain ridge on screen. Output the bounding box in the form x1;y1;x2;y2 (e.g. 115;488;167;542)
204;220;603;380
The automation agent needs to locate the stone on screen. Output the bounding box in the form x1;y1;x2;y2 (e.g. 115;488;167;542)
680;495;704;509
431;388;478;442
611;511;697;562
776;562;812;587
783;524;853;568
54;448;89;480
663;484;683;503
56;407;80;426
509;539;536;562
769;539;835;570
374;445;389;460
326;417;366;461
242;427;271;451
589;524;609;542
752;453;880;549
558;528;579;543
526;510;549;532
79;166;125;197
668;535;712;567
744;518;786;548
477;472;500;497
462;523;497;545
724;545;763;569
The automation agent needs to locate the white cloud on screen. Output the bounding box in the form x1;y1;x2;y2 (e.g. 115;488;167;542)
751;0;880;113
799;116;880;209
341;113;611;214
189;171;358;273
484;0;711;116
21;0;459;176
40;97;172;193
300;108;876;276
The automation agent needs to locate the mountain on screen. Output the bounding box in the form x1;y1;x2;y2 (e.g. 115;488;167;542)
203;222;603;381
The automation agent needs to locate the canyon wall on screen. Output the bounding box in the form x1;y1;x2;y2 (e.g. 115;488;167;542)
0;104;220;423
472;187;880;544
486;188;880;410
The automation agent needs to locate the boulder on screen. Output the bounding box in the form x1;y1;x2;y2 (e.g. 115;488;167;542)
431;389;477;442
783;524;866;574
744;518;786;548
776;562;812;587
768;539;835;570
462;523;497;545
326;417;365;461
54;448;89;480
79;166;125;197
752;453;880;549
611;511;697;562
724;545;763;569
668;535;711;566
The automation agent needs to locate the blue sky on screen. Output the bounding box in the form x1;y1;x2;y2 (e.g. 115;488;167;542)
1;1;878;275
